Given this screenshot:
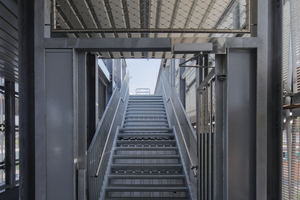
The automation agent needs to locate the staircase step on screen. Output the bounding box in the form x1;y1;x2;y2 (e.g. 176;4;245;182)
126;111;166;114
108;174;186;179
112;155;180;159
125;115;166;118
116;140;175;144
105;198;189;200
118;134;174;139
120;127;173;132
124;119;168;122
110;164;183;170
127;104;164;107
105;186;188;192
114;147;178;150
129;99;163;102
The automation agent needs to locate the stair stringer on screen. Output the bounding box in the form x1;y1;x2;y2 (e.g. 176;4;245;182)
172;126;196;200
99;126;120;200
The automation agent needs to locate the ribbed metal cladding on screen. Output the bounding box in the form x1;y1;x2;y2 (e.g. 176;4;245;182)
0;0;18;82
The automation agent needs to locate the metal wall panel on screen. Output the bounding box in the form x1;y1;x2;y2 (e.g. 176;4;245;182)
227;48;256;200
45;49;74;200
0;0;18;81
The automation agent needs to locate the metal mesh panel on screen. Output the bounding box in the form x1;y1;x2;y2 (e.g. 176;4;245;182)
292;118;300;199
282;127;289;199
290;0;300;92
283;1;291;85
198;78;215;200
52;0;250;35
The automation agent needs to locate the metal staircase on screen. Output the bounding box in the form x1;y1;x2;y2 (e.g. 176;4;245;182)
101;95;192;200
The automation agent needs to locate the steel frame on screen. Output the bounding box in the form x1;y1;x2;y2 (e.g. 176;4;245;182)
18;0;283;199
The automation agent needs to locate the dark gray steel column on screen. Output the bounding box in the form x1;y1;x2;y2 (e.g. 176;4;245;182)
77;51;87;200
266;0;283;199
18;0;36;199
214;54;227;200
87;53;97;147
116;60;122;89
4;81;15;188
227;49;257;200
255;0;282;199
106;59;113;104
179;59;186;107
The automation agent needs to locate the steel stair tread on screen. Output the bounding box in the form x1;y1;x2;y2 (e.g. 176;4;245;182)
124;119;168;122
120;127;172;131
110;164;183;170
116;140;175;144
125;115;167;118
118;134;174;138
114;147;178;150
112;155;180;158
105;186;189;191
107;198;187;199
108;184;187;188
108;174;185;178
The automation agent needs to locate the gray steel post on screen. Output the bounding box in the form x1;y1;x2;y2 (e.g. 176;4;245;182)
106;59;113;104
19;0;37;199
77;51;87;200
214;54;226;200
116;60;122;89
255;0;283;199
4;81;15;188
87;53;97;147
179;59;186;108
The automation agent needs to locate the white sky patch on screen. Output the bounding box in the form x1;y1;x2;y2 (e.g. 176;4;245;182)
126;59;161;95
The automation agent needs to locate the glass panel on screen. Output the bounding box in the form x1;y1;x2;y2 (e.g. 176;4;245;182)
0;78;4;87
15;165;19;181
15;132;19;160
0;169;5;186
0;92;4;164
0;132;4;163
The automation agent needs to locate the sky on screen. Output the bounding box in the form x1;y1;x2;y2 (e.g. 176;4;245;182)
126;59;161;95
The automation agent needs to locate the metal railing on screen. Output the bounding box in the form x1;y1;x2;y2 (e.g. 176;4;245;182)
135;88;150;95
155;70;198;198
87;73;130;200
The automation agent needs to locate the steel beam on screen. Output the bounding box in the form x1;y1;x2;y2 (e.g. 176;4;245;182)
44;38;171;52
52;28;251;34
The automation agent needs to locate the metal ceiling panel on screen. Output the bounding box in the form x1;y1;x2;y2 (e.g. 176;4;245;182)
52;0;250;59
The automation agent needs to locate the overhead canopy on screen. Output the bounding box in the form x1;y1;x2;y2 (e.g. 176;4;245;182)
53;0;249;59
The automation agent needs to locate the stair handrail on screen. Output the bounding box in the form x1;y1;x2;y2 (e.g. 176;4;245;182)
162;86;198;177
93;94;127;177
87;72;130;200
159;71;198;177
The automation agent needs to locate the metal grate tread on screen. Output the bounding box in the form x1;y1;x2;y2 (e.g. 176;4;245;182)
105;186;189;191
118;134;174;139
124;119;168;122
125;115;167;118
111;163;183;168
114;147;178;150
116;140;175;144
108;174;185;179
112;155;180;159
105;198;189;200
120;127;172;131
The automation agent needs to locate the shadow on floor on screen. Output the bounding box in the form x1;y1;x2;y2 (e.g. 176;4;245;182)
0;187;19;200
